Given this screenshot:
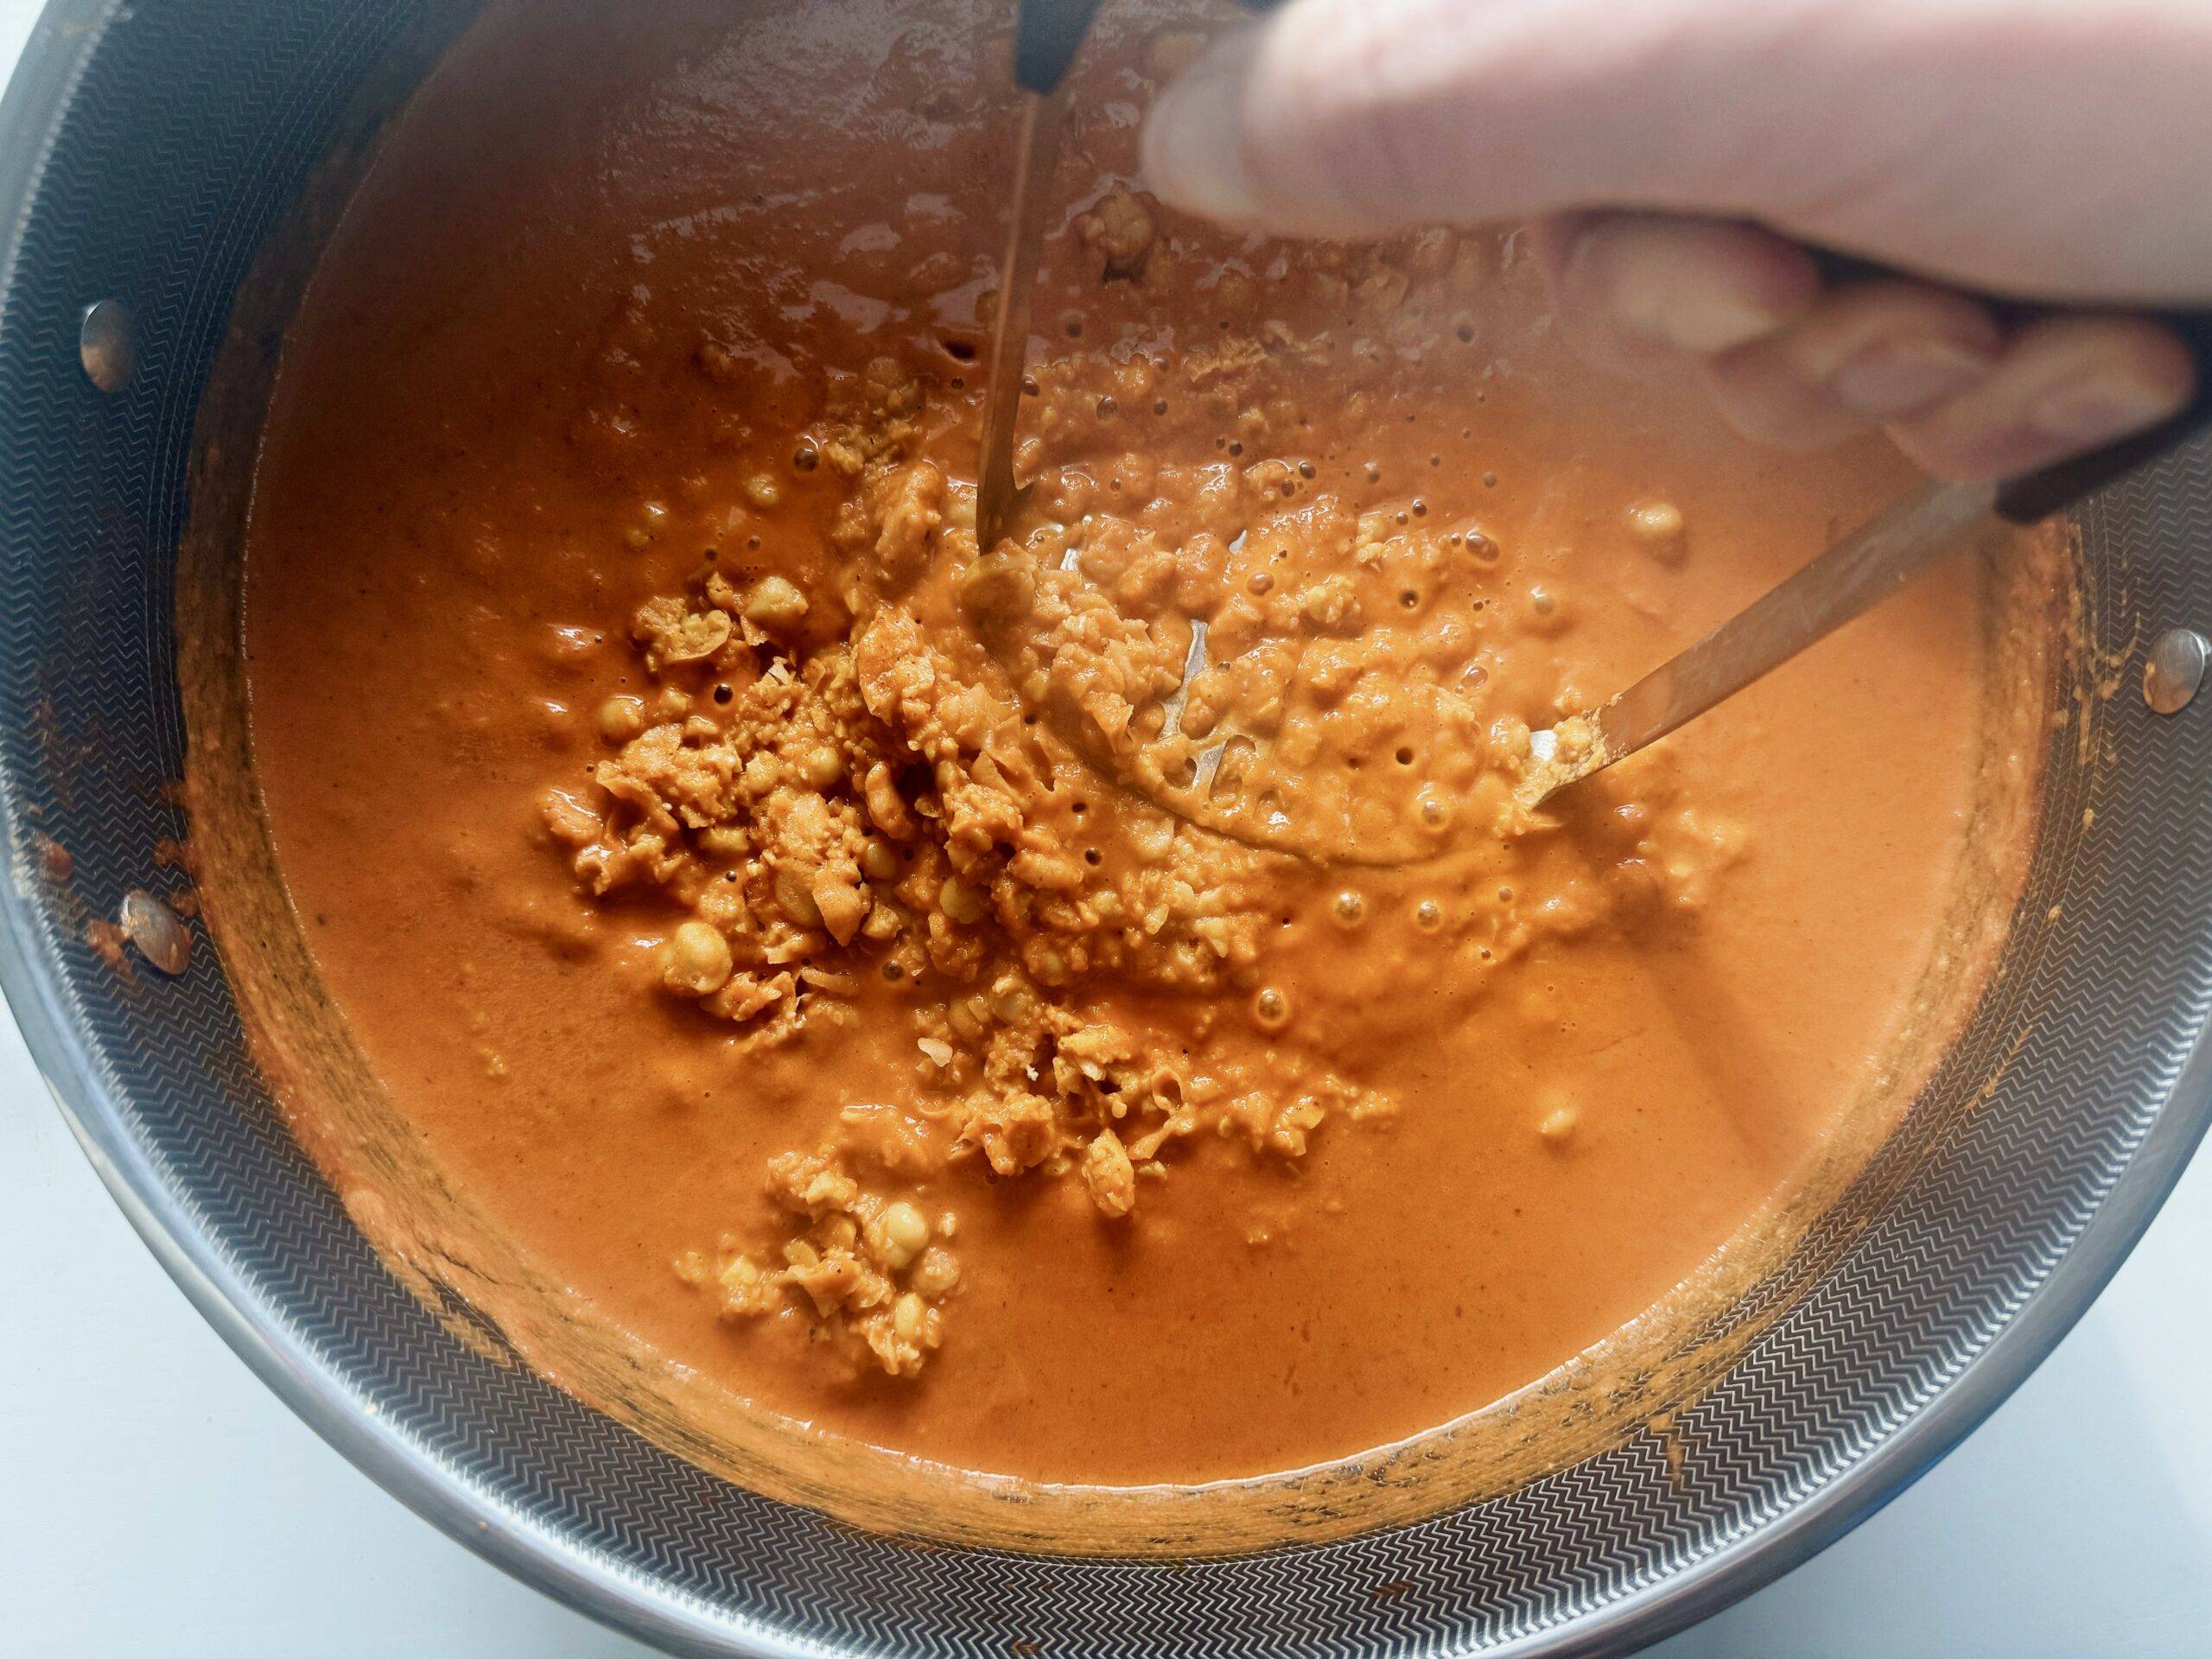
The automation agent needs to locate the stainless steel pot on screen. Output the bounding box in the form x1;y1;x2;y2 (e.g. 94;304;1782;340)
2;3;2208;1655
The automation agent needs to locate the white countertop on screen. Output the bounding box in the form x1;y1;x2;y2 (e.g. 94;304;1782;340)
3;3;2208;1653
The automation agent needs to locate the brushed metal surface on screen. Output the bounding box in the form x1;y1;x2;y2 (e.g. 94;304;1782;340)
0;5;2206;1658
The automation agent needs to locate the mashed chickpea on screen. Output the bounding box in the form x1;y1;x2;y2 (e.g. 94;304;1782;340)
542;302;1748;1367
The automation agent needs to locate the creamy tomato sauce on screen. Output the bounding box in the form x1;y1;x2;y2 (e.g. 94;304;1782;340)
240;0;2041;1484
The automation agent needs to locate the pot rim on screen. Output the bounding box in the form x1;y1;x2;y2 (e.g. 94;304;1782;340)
2;3;2206;1655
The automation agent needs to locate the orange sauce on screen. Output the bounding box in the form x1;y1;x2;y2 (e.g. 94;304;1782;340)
240;0;2040;1484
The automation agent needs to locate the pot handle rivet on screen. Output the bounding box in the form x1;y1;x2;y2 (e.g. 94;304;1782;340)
2145;627;2208;715
79;298;134;391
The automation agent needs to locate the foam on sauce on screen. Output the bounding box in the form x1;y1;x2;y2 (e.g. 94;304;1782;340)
238;0;2050;1484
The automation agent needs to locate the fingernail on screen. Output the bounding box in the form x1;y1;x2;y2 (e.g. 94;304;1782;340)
2029;374;2185;448
1830;335;1993;417
1584;231;1794;354
1140;28;1262;222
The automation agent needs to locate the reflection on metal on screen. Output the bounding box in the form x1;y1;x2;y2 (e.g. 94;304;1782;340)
118;890;189;976
2144;627;2207;715
79;298;134;391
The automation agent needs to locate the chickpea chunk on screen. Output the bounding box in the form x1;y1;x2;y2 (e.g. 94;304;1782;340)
868;1200;931;1270
717;1253;760;1290
892;1291;928;1341
742;575;808;632
864;762;917;840
596;695;647;743
812;875;870;946
1627;499;1686;557
910;1247;960;1296
1077;185;1155;278
698;824;748;860
959;549;1035;619
663;920;733;996
795;741;843;791
946;994;989;1043
775;866;823;928
938;876;987;925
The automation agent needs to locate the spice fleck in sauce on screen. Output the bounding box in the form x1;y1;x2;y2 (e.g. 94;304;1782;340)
242;0;2045;1483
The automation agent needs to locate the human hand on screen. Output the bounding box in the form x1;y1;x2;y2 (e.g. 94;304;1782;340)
1139;0;2205;480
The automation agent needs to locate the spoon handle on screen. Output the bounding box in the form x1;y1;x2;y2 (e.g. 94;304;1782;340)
1576;475;1998;779
974;85;1066;546
1528;286;2212;804
1013;0;1109;93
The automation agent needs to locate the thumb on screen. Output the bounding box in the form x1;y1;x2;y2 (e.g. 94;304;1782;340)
1140;0;2212;304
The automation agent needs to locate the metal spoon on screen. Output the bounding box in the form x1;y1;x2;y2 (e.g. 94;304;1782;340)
1519;475;1998;807
975;0;1103;548
1522;320;2212;808
982;318;2211;866
973;4;2212;857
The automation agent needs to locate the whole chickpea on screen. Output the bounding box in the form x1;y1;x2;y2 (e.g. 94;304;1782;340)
662;919;733;996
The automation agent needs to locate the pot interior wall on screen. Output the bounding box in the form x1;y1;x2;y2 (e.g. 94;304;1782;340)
1;2;2209;1654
